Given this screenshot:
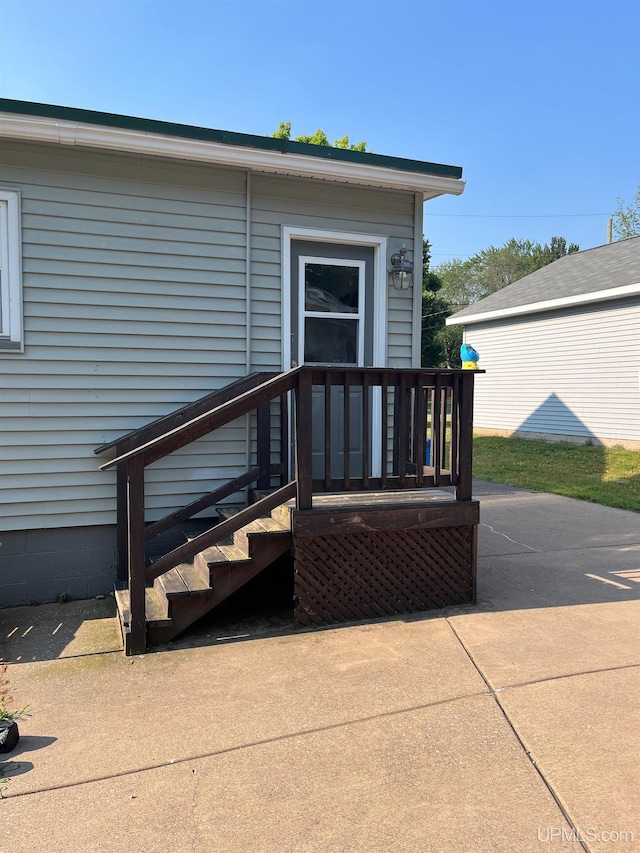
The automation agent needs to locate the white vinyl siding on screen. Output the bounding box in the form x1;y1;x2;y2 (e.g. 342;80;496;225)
0;141;249;531
466;297;640;444
250;174;415;369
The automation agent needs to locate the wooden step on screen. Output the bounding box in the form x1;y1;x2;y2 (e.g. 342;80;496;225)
218;543;252;562
233;517;290;555
194;542;251;583
120;499;294;652
115;586;172;629
115;586;175;652
154;563;211;613
271;501;293;530
209;535;291;602
216;504;244;521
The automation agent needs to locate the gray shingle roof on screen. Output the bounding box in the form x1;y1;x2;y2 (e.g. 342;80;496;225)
448;236;640;324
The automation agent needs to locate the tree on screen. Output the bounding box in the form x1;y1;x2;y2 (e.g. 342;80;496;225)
426;235;580;368
612;186;640;240
436;236;580;312
272;121;367;151
421;238;449;367
532;236;580;265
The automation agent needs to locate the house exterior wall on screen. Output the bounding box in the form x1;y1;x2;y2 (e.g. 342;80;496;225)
464;296;640;447
249;174;415;369
0;140;417;574
0;140;252;542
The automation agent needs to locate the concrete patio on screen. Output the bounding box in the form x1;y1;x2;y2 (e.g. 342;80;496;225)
1;482;639;852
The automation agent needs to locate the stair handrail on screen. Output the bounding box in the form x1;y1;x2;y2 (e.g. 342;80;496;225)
94;371;275;458
99;366;302;472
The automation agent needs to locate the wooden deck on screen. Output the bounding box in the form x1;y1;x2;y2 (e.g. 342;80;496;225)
96;367;482;653
287;490;479;629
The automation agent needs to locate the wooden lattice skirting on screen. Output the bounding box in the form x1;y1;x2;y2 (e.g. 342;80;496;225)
293;523;476;629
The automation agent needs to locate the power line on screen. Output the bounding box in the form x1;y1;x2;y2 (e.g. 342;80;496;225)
427;213;608;218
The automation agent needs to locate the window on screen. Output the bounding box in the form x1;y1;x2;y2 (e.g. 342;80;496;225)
0;188;23;352
299;256;365;365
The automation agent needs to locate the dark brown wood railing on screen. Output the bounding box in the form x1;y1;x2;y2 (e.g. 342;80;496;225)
295;368;475;506
96;366;479;653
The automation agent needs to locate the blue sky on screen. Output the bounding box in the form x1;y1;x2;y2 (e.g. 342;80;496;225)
1;0;638;264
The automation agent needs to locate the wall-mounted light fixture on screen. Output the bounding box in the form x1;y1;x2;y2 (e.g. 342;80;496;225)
389;244;414;290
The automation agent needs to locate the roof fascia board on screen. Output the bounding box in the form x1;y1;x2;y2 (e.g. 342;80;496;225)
0;98;463;178
0;112;465;200
446;281;640;326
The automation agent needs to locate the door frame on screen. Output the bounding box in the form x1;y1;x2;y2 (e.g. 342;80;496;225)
282;226;388;478
281;226;388;370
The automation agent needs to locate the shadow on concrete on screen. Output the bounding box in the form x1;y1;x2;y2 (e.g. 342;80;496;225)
5;735;57;760
0;736;57;791
0;759;34;782
0;598;120;665
467;480;640;613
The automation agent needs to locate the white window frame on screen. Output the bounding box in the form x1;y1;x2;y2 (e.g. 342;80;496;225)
299;255;365;367
0;188;23;352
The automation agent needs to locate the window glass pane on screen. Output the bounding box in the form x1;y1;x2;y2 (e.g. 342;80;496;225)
305;263;359;313
304;317;358;364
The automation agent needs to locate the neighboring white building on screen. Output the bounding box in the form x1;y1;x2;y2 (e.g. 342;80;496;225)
447;236;640;450
0;98;465;606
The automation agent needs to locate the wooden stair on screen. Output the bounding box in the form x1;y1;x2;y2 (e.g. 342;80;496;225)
115;503;292;651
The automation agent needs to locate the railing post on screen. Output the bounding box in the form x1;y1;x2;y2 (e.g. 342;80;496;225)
343;371;351;489
397;373;408;486
324;370;332;491
295;369;313;510
414;376;425;488
433;374;442;487
257;402;271;490
449;374;459;485
455;372;474;501
361;371;370;489
116;462;128;583
127;456;146;655
279;392;289;486
381;374;388;487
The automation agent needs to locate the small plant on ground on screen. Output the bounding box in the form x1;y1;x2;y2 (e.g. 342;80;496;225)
0;667;31;796
0;698;31;724
0;666;29;723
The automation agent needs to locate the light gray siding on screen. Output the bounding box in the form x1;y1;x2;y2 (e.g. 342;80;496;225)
1;141;419;534
250;174;416;369
0;140;250;531
465;297;640;444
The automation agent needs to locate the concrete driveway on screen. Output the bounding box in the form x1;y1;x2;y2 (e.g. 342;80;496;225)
1;482;639;852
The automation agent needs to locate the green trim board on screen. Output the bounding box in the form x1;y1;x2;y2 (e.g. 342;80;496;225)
0;98;463;180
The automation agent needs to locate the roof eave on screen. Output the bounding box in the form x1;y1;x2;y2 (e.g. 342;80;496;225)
0;111;465;199
446;281;640;326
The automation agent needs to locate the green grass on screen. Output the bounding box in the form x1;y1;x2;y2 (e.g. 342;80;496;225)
473;436;640;512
